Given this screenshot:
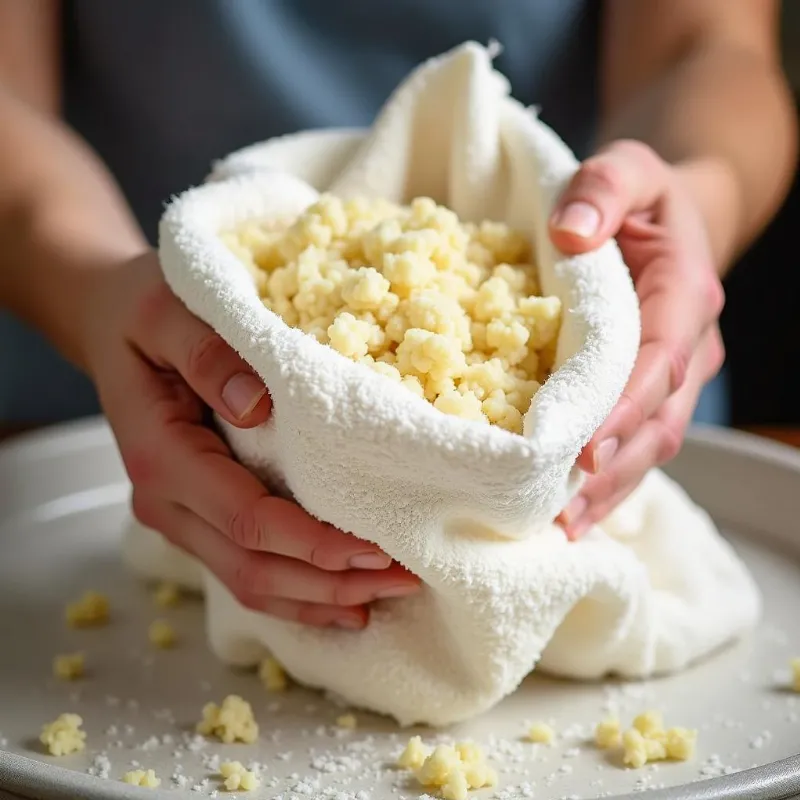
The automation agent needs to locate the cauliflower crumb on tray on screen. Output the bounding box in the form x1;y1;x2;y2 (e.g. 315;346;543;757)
526;722;555;745
122;768;161;787
259;655;288;692
39;713;86;756
53;652;85;681
147;618;177;649
65;590;109;628
223;194;562;435
396;738;496;800
791;657;800;692
196;694;258;744
595;709;698;769
219;760;261;792
153;581;181;608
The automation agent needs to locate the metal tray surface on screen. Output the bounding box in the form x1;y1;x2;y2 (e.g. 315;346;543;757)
0;418;798;800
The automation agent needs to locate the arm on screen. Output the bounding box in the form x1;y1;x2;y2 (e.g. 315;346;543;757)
599;0;797;272
0;0;415;622
551;0;796;535
0;1;147;369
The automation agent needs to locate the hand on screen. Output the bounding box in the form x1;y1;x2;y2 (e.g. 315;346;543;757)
549;141;725;539
82;252;419;627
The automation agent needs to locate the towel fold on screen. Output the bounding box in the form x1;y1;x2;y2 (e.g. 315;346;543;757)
123;42;760;727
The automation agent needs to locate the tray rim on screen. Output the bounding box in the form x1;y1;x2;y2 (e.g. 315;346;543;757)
0;417;798;800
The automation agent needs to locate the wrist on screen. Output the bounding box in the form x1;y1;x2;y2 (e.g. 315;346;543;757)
2;206;147;373
672;156;743;275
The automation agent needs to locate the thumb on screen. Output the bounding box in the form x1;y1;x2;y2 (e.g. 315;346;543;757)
549;140;667;254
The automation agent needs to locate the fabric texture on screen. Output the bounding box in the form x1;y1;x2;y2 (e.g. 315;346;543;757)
123;43;759;727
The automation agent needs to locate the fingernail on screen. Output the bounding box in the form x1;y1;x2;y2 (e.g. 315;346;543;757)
553;201;601;238
374;584;420;600
335;616;364;629
593;437;619;473
222;373;266;419
561;495;587;526
349;553;392;570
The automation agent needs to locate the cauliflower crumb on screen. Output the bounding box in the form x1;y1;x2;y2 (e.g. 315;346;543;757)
791;658;800;692
335;713;358;730
633;710;665;739
397;735;429;770
122;769;161;788
148;619;177;649
412;741;496;800
595;717;622;749
65;590;109;628
605;711;697;769
225;195;562;434
664;727;698;761
53;652;85;681
219;761;260;792
40;713;86;756
259;656;288;692
527;723;555;745
197;695;258;744
153;582;181;608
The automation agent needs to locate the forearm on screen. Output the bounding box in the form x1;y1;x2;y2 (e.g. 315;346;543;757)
599;41;797;273
0;84;147;369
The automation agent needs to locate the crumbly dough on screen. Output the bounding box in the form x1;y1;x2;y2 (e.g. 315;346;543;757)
196;695;258;744
791;657;800;692
335;713;358;730
65;590;109;628
122;769;161;788
409;741;496;800
597;710;697;769
397;735;429;770
53;652;85;681
39;713;86;756
258;656;288;692
220;761;260;792
148;619;177;648
526;722;555;745
595;716;622;749
224;195;562;434
153;582;181;608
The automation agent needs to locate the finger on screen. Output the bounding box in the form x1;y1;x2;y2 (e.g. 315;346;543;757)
157;502;418;606
136;283;271;428
153;422;392;570
577;266;720;475
562;330;720;538
549;140;667;253
130;496;369;628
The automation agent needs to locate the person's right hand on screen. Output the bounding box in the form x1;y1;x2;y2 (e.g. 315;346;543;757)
81;251;420;629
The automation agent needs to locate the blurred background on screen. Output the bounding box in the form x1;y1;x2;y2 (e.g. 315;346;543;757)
721;1;800;431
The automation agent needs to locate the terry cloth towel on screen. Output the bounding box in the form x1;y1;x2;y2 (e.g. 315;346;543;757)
122;42;760;727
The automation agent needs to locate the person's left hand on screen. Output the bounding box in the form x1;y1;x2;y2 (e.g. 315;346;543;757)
548;140;726;539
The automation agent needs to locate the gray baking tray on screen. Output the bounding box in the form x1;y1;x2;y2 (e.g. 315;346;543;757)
0;418;798;799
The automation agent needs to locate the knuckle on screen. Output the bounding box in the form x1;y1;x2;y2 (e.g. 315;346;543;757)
184;331;228;385
226;505;263;550
666;342;691;394
579;156;626;196
708;330;726;376
232;558;268;599
331;576;356;607
130;491;159;530
124;447;159;488
612;139;660;169
705;276;726;317
619;392;646;436
131;281;175;337
657;419;685;463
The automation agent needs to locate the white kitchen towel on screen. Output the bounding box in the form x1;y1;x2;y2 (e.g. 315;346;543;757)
123;42;760;727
